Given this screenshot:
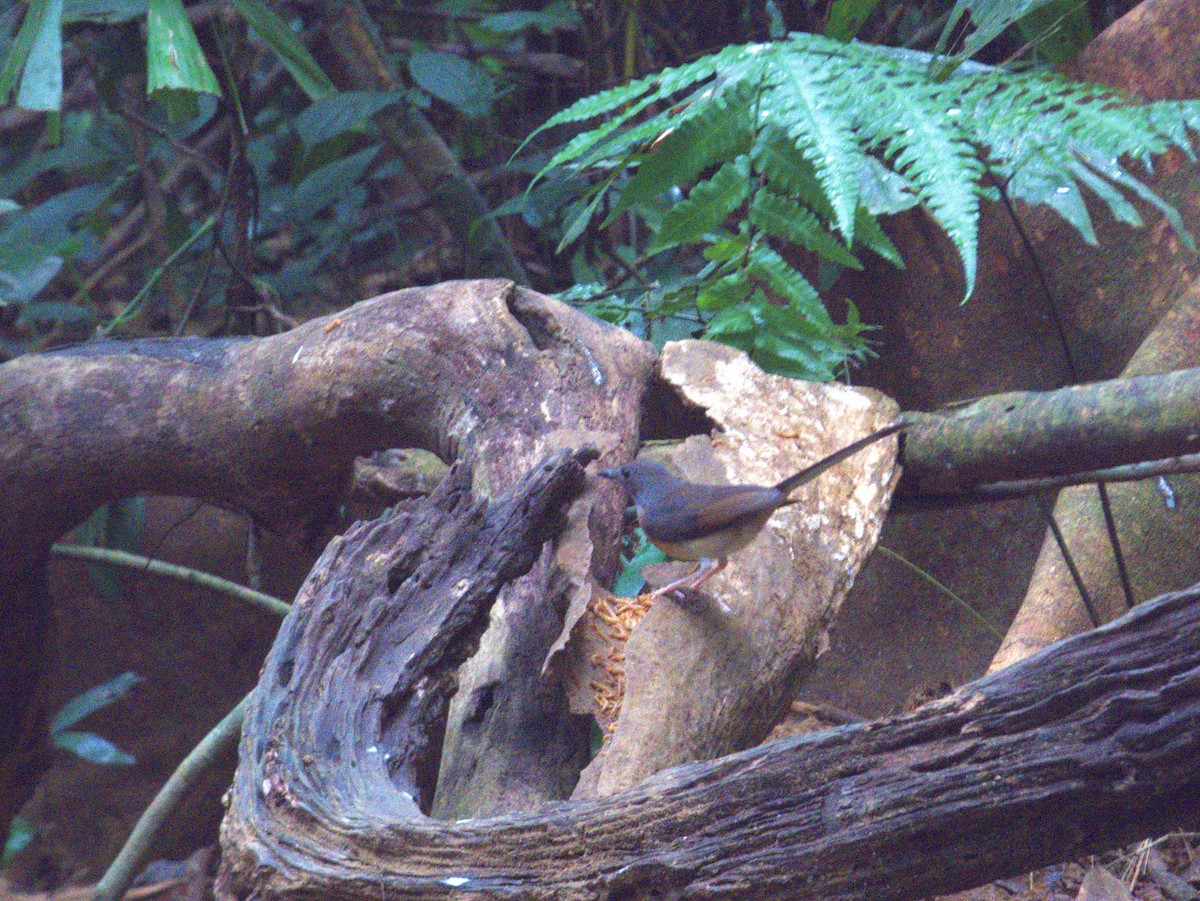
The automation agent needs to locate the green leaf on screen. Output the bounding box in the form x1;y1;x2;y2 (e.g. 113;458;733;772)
1016;0;1093;65
104;495;146;554
146;0;220;98
14;0;64;111
825;0;881;41
608;87;756;224
72;497;144;604
481;5;580;35
934;0;1046;69
696;269;752;312
294;90;405;150
853;205;904;266
16;300;95;326
531;41;749;138
2;816;34;866
51;671;143;734
0;255;62;303
63;0;145;24
408;49;495;119
0;182;111;271
860;75;983;297
704;302;757;344
227;0;335;101
278;146;377;226
744;244;828;327
769;43;865;242
1008;153;1096;244
1067;156;1142;229
858;156;919;216
554;202;594;251
748;187;862;269
651;156;752;252
613;530;665;598
53;731;136;765
1072;146;1194;250
701;229;751;263
0;4;41;105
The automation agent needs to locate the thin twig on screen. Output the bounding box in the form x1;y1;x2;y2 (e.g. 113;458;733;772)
1035;492;1101;627
899;451;1200;507
119;106;225;176
877;545;1003;640
1097;481;1136;609
101;216;217;336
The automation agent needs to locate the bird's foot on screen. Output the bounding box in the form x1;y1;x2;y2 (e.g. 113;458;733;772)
654;586;731;615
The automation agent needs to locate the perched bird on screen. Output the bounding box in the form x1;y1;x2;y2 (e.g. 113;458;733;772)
599;422;905;599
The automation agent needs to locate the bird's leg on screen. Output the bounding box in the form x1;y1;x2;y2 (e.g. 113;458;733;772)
688;556;727;592
648;557;730;612
647;561;704;599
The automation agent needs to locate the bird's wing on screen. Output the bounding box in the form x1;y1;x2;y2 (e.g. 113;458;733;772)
641;485;784;543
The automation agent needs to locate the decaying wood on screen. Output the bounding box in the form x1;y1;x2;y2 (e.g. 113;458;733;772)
0;279;654;830
217;452;1200;901
9;278;1200;898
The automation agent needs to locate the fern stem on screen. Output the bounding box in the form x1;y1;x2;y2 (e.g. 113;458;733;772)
988;173;1081;380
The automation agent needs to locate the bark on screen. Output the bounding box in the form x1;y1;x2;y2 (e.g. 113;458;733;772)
0;279;654;831
8;285;1200;894
216;498;1200;901
895;364;1200;500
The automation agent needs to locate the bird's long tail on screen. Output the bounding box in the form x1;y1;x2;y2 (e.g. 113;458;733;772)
775;421;907;496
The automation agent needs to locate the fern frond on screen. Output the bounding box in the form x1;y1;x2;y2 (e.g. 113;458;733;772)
752;123;838;219
744;243;831;329
849;55;984;297
531;32;1200;378
747;187;862;269
651;156;753;252
1006;153;1097;244
1071;146;1192;249
853;206;905;266
610;86;756;223
530;43;765;178
696;269;753;312
765;42;864;242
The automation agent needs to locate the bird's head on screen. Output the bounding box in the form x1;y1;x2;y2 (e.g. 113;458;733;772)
598;459;678;503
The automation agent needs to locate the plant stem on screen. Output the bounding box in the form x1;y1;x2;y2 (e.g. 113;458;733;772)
91;694;250;901
52;543;291;618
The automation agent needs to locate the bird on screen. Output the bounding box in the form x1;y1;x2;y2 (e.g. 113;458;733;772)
599;422;905;600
